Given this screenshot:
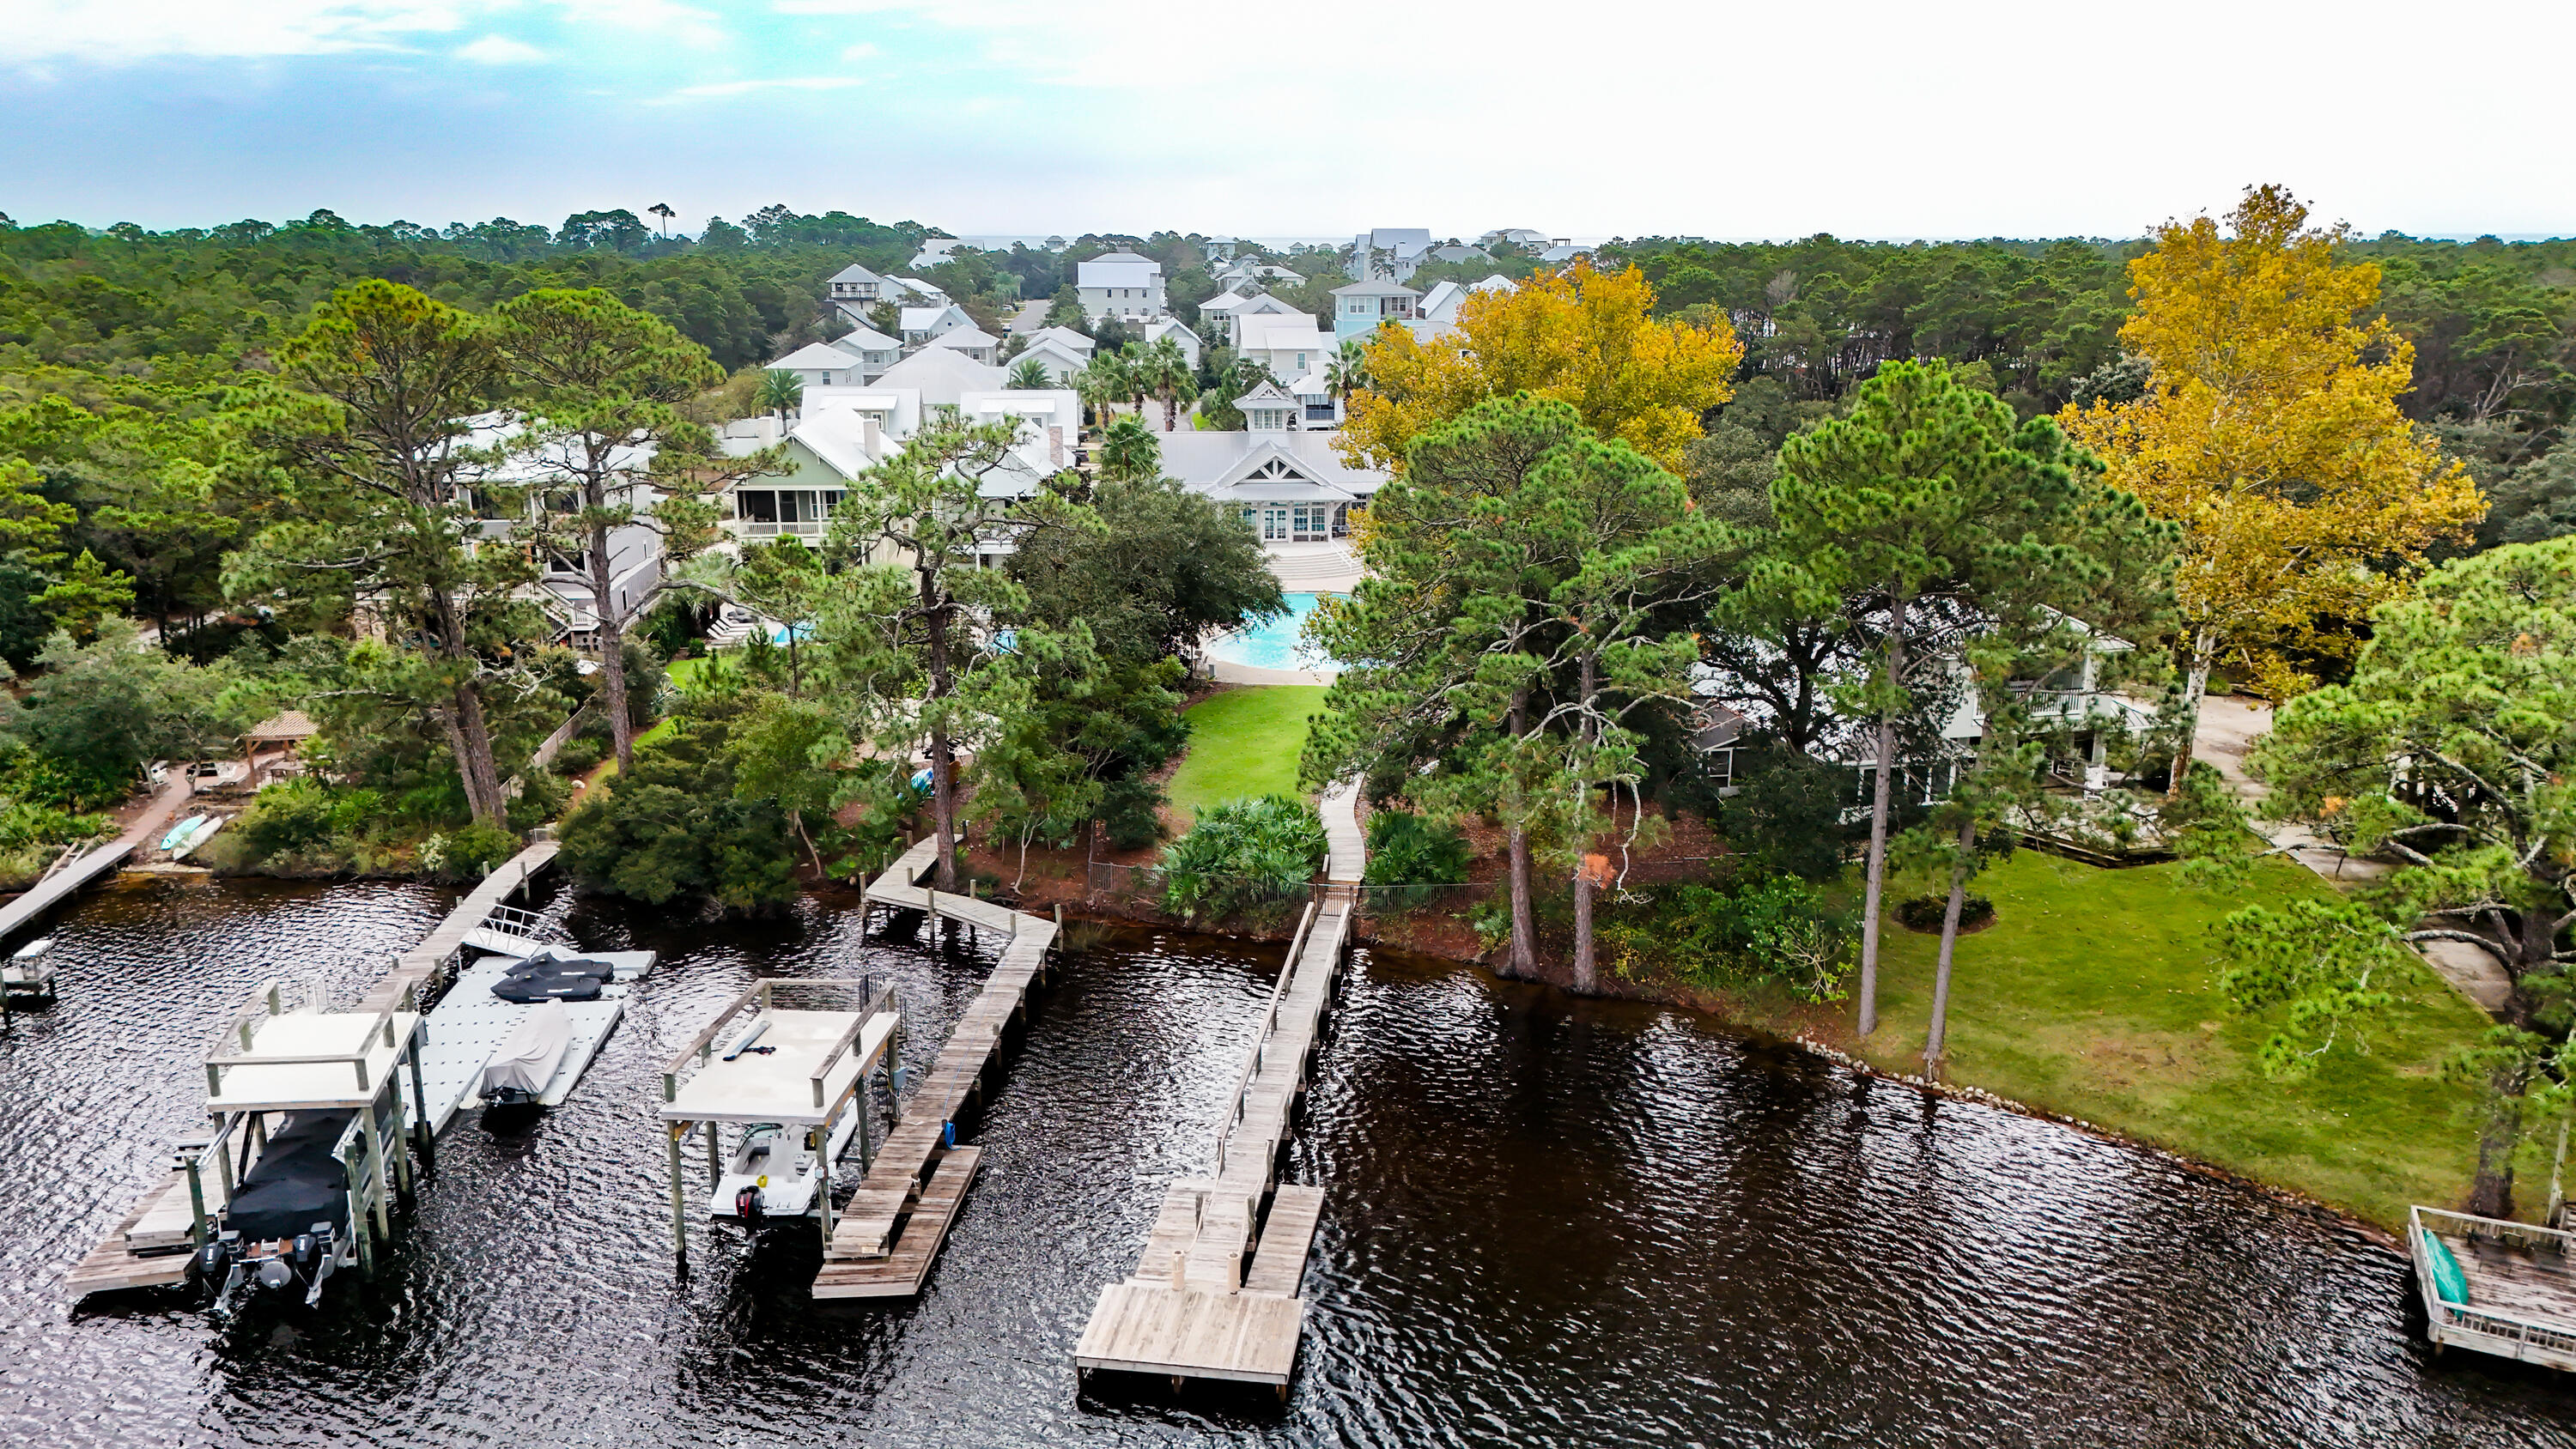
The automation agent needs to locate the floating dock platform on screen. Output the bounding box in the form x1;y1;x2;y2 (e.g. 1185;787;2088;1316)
412;928;657;1133
1073;896;1350;1394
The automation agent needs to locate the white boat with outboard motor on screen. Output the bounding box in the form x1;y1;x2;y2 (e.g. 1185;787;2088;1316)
659;977;905;1246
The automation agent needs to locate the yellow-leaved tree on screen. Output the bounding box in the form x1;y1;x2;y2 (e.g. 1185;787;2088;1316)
1340;260;1742;475
2059;185;2484;776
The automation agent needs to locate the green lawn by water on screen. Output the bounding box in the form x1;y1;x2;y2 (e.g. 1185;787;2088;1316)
1849;850;2513;1230
1164;686;1327;823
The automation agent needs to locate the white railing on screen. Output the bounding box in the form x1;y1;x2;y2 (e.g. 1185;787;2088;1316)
735;519;827;538
2410;1205;2576;1365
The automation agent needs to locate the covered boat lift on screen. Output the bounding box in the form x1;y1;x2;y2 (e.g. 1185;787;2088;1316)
659;977;902;1261
65;977;428;1298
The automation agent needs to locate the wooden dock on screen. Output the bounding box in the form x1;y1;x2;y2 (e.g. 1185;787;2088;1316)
68;840;564;1301
811;835;1057;1300
0;773;196;952
2412;1205;2576;1370
1072;896;1352;1393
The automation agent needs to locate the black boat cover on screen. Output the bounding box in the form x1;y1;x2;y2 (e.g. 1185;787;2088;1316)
489;949;615;1004
223;1108;356;1242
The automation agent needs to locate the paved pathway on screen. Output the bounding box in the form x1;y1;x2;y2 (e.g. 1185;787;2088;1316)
1321;780;1364;889
2195;695;2512;1015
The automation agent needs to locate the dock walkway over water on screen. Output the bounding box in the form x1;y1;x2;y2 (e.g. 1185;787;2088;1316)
811;834;1059;1300
1075;787;1363;1395
68;840;569;1300
0;774;196;953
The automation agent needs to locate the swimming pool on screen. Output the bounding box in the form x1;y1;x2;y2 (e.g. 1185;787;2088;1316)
1206;591;1342;672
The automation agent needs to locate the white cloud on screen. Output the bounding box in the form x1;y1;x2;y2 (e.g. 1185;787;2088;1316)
0;1;479;62
673;75;863;97
838;41;877;61
456;33;544;63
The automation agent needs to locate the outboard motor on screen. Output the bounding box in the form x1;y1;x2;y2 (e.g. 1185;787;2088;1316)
292;1234;319;1270
735;1185;763;1222
257;1258;295;1294
191;1234;234;1286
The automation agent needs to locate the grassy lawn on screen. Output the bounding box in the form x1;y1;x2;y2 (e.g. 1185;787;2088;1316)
1836;850;2517;1231
1164;686;1328;823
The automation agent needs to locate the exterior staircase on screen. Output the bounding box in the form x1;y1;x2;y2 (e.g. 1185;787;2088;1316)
1265;543;1360;588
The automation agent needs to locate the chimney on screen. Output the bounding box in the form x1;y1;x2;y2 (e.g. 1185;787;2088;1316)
757;415;780;446
1048;426;1064;467
862;415;883;458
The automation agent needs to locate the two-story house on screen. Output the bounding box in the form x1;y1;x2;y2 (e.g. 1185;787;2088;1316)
1159;382;1383;543
929;327;1002;366
1077;250;1167;322
900;303;975;349
1235;312;1331;387
1013;325;1094;384
1200;288;1307;349
1349;227;1434;282
1331;280;1420;343
764;329;902;391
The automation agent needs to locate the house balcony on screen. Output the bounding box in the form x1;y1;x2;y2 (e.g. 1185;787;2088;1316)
734;518;828;539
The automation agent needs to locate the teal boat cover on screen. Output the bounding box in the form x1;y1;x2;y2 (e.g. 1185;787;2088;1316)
2422;1228;2470;1306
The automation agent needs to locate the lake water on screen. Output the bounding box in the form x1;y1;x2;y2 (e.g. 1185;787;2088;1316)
3;875;2573;1446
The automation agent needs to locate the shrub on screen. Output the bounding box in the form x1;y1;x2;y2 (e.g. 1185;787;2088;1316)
425;821;521;882
1098;773;1165;851
1894;894;1996;932
1602;872;1855;1002
237;779;386;865
1159;795;1325;922
557;693;799;911
1363;810;1470;889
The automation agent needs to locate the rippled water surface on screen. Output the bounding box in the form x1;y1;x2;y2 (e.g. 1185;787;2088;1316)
3;875;2574;1446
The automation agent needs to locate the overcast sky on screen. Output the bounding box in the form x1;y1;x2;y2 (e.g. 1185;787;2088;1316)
4;0;2572;242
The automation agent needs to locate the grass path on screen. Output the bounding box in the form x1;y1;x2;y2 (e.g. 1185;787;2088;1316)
1163;686;1328;824
1841;850;2511;1230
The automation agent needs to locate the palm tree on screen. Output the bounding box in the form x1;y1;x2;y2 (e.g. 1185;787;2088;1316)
1072;357;1126;428
1097;414;1160;482
754;368;803;424
648;202;676;238
1006;355;1053;390
1325;338;1371;408
1139;336;1200;430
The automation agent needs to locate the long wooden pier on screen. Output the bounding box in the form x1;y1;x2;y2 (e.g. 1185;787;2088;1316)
1073;893;1353;1395
811;835;1057;1299
0;773;196;952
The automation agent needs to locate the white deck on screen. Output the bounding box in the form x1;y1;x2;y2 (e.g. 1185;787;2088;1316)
663;1008;896;1128
413;949;658;1134
208;1009;422;1113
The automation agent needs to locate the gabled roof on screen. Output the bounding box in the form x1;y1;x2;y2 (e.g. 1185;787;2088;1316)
1364;227;1433;249
1234;379;1296;408
768;341;862;371
790;408;887;481
1417;280;1462;318
1078;257;1162;288
1024;324;1096;355
1145;318;1199;344
830;324;902;353
930;327;1000;351
871;346;1006;406
886;276;948;301
1018;336;1090;367
1236;313;1328;353
1089;249;1153;264
900;304;966;332
1332;279;1419;298
829;263;884;286
1470;273;1516;292
1158;431;1386;499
